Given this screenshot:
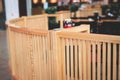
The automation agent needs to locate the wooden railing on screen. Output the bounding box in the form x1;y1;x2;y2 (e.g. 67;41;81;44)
61;25;90;33
7;27;52;80
56;32;120;80
8;12;71;30
7;13;120;80
71;8;102;18
7;26;120;80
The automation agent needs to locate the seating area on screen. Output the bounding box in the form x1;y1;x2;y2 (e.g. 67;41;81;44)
72;17;120;35
7;12;120;80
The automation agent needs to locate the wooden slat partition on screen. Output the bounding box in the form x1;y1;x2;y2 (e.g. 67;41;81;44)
74;8;102;18
7;26;120;80
56;32;120;80
8;17;25;27
7;13;120;80
8;13;71;30
57;11;71;21
24;14;48;30
61;24;90;33
7;27;52;80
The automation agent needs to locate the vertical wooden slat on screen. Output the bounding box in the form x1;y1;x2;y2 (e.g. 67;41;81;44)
86;41;91;80
19;33;23;79
61;38;66;80
21;33;26;79
22;33;27;80
22;34;25;80
10;31;15;77
40;35;44;80
53;32;58;80
107;43;111;80
45;36;48;80
66;39;70;80
39;36;43;80
51;31;56;80
21;33;24;80
14;32;19;78
83;41;87;80
30;34;34;80
57;33;63;80
92;42;96;80
74;40;78;80
119;44;120;80
19;33;24;79
45;35;49;80
22;33;25;80
36;35;41;80
33;35;37;80
27;34;31;80
78;40;83;80
97;42;101;80
37;36;42;80
49;31;53;80
32;35;35;79
32;35;38;80
35;35;41;80
53;31;62;80
30;35;34;80
46;34;51;80
70;39;74;80
14;32;18;78
42;35;46;80
35;35;38;80
19;33;24;80
19;33;23;80
113;44;117;80
102;42;106;80
24;33;29;80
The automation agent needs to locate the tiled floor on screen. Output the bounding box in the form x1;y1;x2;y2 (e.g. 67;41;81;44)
0;30;11;80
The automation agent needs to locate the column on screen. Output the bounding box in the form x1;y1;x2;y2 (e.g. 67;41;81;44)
4;0;19;21
26;0;32;16
43;2;48;9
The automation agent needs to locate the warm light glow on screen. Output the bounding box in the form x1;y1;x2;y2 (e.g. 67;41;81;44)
50;0;57;3
33;0;38;4
42;0;46;3
72;0;81;3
